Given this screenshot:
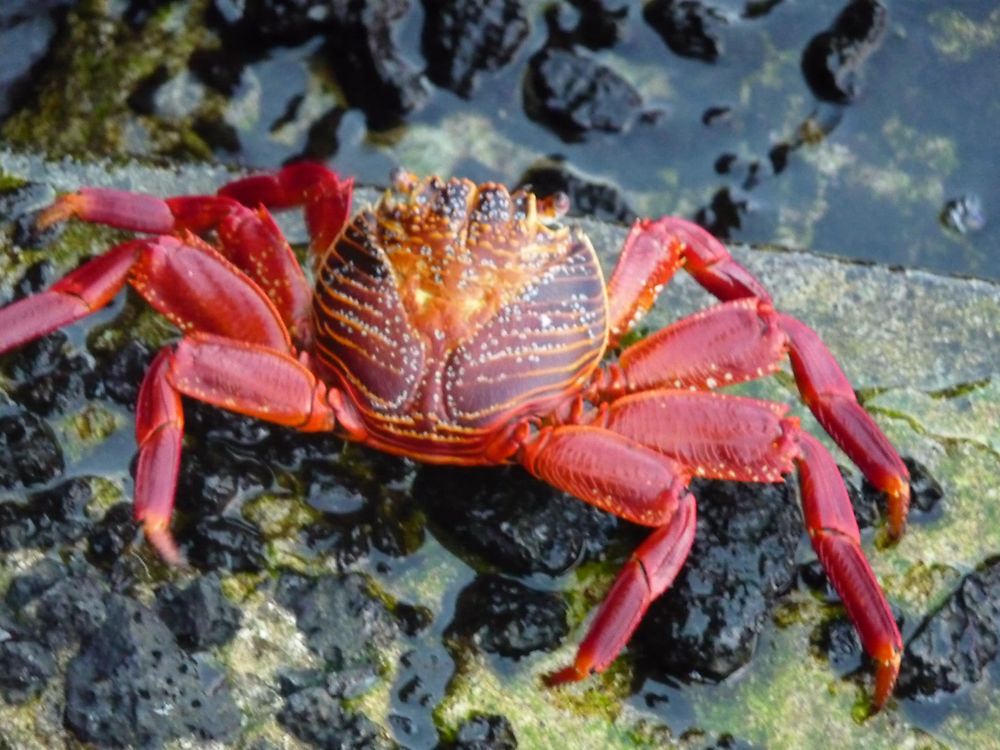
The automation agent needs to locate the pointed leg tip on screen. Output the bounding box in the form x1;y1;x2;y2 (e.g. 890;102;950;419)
144;523;185;567
871;651;902;713
543;665;587;688
36;195;79;230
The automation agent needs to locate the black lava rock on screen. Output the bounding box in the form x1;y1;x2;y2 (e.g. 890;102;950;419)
897;558;1000;698
636;479;800;680
11;560;110;651
275;572;400;670
0;639;57;703
546;0;631;51
155;573;243;649
644;0;727;63
414;465;617;576
322;0;428;129
524;47;642;137
421;0;530;97
64;595;241;747
0;477;93;551
518;161;636;223
0;411;64;489
184;515;267;573
278;685;396;749
216;0;338;44
801;0;887;104
446;574;568;659
452;712;518;749
2;330;91;415
0;0;76;118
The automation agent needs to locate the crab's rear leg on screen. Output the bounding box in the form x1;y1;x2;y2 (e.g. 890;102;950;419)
217;162;353;253
605;217;910;536
601;389;902;708
37;187;318;345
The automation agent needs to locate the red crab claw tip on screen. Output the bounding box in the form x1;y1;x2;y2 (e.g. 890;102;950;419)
543;664;588;687
872;650;902;713
886;480;911;541
144;522;186;568
36;195;81;230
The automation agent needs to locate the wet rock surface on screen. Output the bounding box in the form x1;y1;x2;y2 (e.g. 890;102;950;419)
64;594;241;747
524;47;643;137
415;465;617;576
897;558;1000;699
446;574;568;660
644;0;727;63
800;0;888;104
421;0;530;97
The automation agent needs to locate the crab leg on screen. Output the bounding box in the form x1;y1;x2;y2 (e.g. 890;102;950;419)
510;425;701;681
0;240;138;353
597;389;902;707
38;189;316;342
217;162;354;252
546;493;697;685
133;333;364;562
796;432;902;708
605;217;910;536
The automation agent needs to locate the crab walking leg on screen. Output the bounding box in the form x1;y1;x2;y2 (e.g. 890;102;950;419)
602;298;787;394
217;162;354;252
796;432;903;709
133;333;366;561
512;425;699;682
134;349;185;564
779;314;910;536
518;425;695;527
605;218;910;534
600;389;902;707
546;494;697;685
38;189;315;342
601;390;799;482
0;240;138;353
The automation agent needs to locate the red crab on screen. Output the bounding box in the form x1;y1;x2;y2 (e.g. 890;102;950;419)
0;164;909;708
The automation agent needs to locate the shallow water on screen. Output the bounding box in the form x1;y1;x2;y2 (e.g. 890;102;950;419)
1;0;997;278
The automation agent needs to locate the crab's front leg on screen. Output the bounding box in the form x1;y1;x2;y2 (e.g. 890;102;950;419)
606;217;910;537
489;424;700;684
601;390;902;708
135;333;365;562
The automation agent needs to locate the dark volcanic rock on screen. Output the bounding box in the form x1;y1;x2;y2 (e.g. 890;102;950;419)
2;330;90;415
414;465;617;576
452;712;518;749
155;573;242;649
518;161;636;223
322;0;428;129
184;514;267;573
898;558;1000;698
801;0;887;104
636;479;800;680
446;574;568;659
64;595;241;747
0;639;56;703
644;0;727;63
0;477;93;551
276;572;400;670
524;47;642;137
422;0;530;97
546;0;631;50
0;0;76;118
278;685;396;749
0;411;63;489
